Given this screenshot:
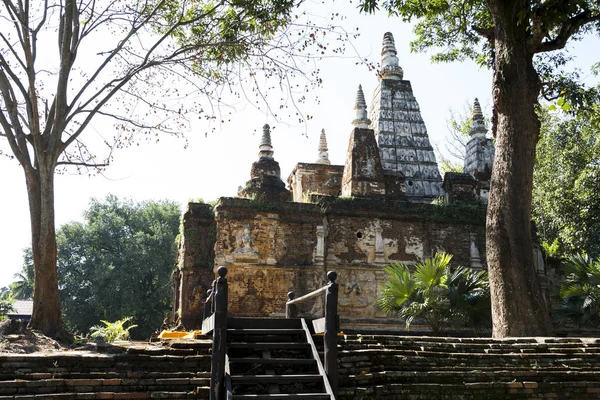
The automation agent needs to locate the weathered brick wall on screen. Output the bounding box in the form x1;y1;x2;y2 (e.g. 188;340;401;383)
287;163;344;202
175;197;487;327
175;203;216;329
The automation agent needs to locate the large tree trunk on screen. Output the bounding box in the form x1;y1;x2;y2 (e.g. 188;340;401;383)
25;163;62;337
486;0;552;337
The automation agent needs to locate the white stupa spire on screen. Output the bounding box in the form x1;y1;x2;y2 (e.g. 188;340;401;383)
316;129;330;165
258;124;274;159
470;98;487;137
352;85;371;129
379;32;404;80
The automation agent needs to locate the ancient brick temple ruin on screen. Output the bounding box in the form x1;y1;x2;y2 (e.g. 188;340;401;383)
172;32;519;330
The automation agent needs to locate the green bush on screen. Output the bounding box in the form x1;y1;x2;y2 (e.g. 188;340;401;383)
378;253;491;335
89;317;138;342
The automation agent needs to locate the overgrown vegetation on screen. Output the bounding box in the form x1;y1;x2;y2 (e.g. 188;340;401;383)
16;195;180;339
533;97;600;259
378;253;491;336
422;200;487;225
0;291;15;320
555;254;600;328
89;317;138;343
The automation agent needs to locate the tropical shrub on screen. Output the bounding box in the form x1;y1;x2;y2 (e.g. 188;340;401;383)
378;253;491;335
555;254;600;328
89;317;138;343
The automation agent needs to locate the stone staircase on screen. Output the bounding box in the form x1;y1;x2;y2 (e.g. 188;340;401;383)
336;334;600;399
225;318;333;399
3;331;600;399
0;340;213;399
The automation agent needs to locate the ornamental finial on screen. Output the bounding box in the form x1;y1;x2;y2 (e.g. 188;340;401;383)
258;124;274;159
316;128;330;165
470;98;487;137
352;85;371;129
379;32;404;80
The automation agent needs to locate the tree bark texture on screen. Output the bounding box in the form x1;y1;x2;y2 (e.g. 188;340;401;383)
486;0;552;337
25;161;62;337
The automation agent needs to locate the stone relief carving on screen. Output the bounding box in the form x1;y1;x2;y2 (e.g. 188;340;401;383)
374;220;386;265
339;270;369;310
314;225;325;266
470;233;482;269
232;224;260;263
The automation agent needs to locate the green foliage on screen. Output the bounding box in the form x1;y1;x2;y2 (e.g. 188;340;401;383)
541;238;563;259
555;254;600;328
378;253;491;335
0;289;15;319
50;195;181;339
89;317;138;343
438;158;463;175
9;251;34;300
422;200;487;225
532;98;600;258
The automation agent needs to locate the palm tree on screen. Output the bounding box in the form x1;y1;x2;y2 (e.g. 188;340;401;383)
10;251;34;300
378;253;491;335
555;254;600;328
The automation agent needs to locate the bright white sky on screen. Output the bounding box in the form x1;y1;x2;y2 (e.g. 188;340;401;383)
1;2;599;288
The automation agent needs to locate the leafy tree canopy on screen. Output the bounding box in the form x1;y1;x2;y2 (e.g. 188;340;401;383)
25;195;181;339
533;93;600;258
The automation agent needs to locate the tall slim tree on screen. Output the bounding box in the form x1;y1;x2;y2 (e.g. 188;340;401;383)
0;0;347;336
360;0;600;337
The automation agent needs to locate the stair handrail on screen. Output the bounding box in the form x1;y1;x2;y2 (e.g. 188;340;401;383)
224;354;233;400
209;266;228;400
203;288;213;321
286;271;339;397
301;318;336;400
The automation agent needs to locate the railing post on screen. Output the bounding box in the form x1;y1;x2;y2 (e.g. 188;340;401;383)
203;289;213;321
210;266;228;400
324;270;338;396
286;291;298;318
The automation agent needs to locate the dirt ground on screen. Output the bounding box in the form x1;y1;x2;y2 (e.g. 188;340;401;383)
0;318;70;354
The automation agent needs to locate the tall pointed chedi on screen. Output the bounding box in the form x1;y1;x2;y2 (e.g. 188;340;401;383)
315;129;330;165
369;32;443;201
464;98;494;179
238;124;291;202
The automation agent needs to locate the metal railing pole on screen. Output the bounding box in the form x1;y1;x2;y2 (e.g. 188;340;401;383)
203;289;213;321
286;291;298;318
210;267;228;400
324;270;338;396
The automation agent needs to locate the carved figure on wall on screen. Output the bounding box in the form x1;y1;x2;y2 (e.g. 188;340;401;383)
339;270;369;309
374;220;386;265
470;233;482;269
233;224;260;262
314;225;325;266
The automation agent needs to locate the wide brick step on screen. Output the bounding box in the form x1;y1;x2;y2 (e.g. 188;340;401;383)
341;335;600;345
340;341;600;354
0;391;201;399
339;369;600;386
338;381;600;400
0;376;207;395
0;354;211;375
338;348;600;365
1;371;210;381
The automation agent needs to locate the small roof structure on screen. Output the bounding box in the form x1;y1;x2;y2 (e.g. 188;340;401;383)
7;300;33;322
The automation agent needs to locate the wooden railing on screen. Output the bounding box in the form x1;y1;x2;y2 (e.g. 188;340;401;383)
286;270;339;396
202;266;228;400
